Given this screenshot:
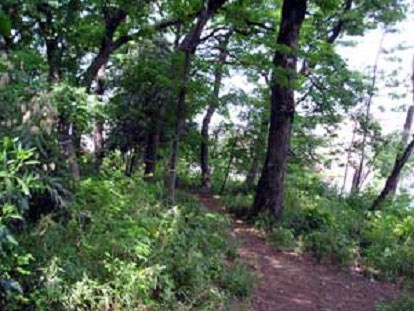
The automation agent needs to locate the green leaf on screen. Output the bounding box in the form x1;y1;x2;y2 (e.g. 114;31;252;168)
0;10;11;38
16;177;30;196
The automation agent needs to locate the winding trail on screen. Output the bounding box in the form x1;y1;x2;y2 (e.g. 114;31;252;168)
197;192;405;311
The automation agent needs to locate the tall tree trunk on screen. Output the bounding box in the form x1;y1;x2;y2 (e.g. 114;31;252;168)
166;0;228;202
252;0;307;220
200;32;231;190
167;51;191;200
351;32;385;192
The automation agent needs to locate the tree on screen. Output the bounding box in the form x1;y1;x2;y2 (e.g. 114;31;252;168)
252;0;307;219
200;31;231;190
166;0;228;201
371;54;414;210
351;32;386;192
387;54;414;194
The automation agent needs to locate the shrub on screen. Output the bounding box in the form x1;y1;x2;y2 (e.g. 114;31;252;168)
14;174;252;310
303;229;357;265
362;209;414;281
220;194;253;218
268;227;296;251
0;137;42;309
376;296;414;311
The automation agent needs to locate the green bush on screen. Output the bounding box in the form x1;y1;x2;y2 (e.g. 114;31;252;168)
376;296;414;311
268;227;296;251
304;229;357;265
0;137;39;309
363;210;414;281
220;194;253;218
13;174;252;310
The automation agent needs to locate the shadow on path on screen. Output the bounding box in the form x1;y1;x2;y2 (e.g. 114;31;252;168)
196;192;404;311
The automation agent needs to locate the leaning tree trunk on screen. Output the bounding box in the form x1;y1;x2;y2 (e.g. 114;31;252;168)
371;55;414;209
252;0;307;220
200;32;231;190
166;0;228;202
388;55;414;194
371;136;414;210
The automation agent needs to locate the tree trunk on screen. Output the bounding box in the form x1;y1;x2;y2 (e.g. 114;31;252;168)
166;0;228;202
371;54;414;209
351;32;385;192
200;105;215;189
58;119;80;181
144;118;161;181
200;32;230;190
252;0;307;220
220;135;237;194
38;3;80;181
245;111;269;189
166;51;191;200
245;154;260;189
371;136;414;210
0;37;11;90
341;121;357;193
388;55;414;194
93;65;106;170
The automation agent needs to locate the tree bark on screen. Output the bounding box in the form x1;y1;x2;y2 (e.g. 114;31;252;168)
252;0;307;220
166;0;228;202
200;32;231;190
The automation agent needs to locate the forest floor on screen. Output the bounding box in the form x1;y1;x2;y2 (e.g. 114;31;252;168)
196;192;405;311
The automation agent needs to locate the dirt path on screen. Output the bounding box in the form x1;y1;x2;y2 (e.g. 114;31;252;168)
197;193;404;311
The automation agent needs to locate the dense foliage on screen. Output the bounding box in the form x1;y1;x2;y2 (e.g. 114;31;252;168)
3;168;252;310
0;0;413;309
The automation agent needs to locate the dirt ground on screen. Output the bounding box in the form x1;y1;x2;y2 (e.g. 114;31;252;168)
197;193;405;311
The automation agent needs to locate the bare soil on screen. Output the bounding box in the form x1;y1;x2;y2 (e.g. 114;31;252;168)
197;192;405;311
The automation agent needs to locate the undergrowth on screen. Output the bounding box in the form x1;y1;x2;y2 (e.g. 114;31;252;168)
8;172;252;310
376;296;414;311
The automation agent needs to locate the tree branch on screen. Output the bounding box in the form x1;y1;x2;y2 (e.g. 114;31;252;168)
327;0;353;43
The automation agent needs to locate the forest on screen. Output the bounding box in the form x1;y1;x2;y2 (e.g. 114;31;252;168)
0;0;414;310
